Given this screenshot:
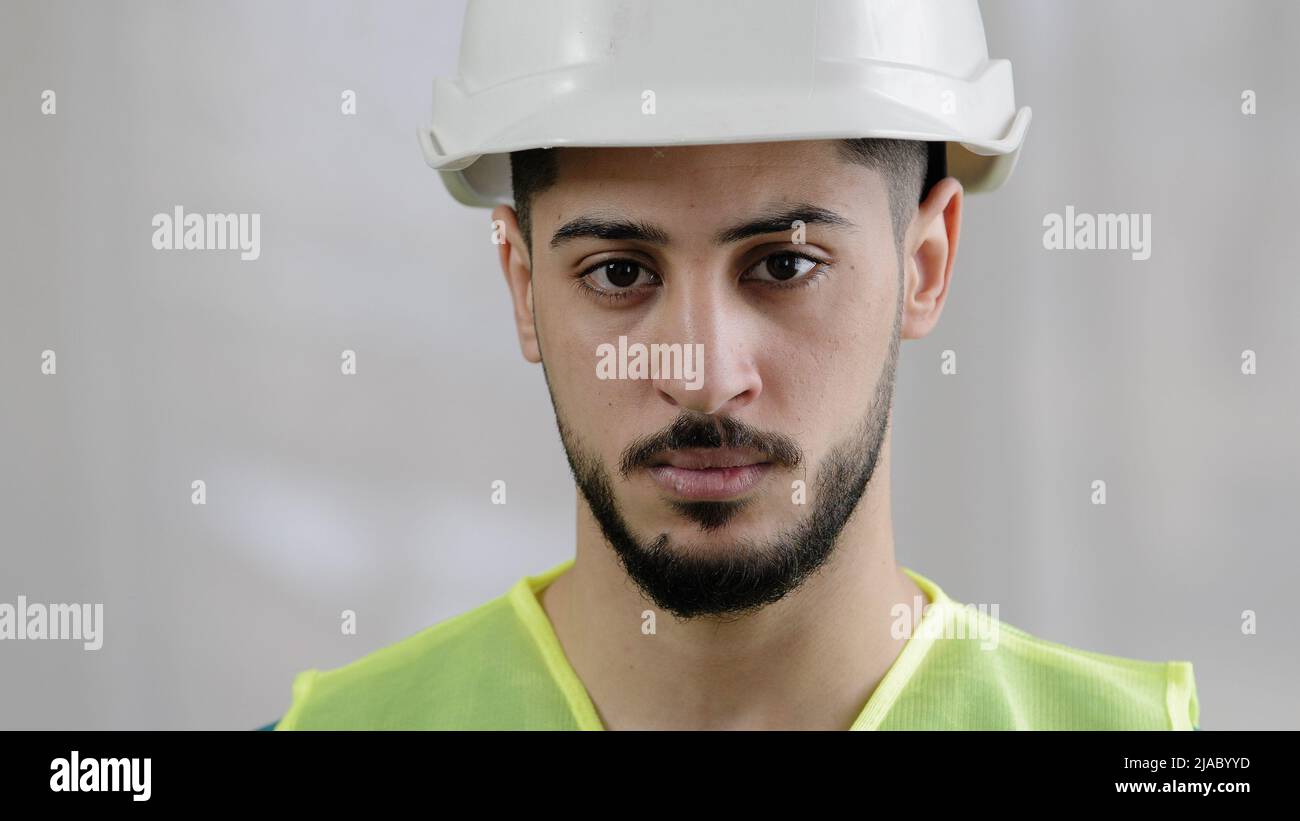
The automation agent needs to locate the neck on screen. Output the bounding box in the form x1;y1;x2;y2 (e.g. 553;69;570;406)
539;435;927;730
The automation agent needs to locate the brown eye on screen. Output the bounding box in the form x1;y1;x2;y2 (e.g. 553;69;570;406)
744;252;820;283
585;260;659;292
604;261;641;287
766;254;802;280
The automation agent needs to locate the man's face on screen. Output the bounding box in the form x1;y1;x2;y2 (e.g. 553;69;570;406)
521;140;906;620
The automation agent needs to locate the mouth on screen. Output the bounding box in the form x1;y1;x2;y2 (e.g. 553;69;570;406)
645;448;773;500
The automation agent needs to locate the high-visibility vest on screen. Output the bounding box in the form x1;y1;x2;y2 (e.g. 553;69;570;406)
275;559;1200;730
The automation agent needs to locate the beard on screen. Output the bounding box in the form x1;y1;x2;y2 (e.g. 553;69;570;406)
540;292;902;621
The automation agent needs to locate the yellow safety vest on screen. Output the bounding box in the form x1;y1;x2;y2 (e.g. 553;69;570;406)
276;559;1200;730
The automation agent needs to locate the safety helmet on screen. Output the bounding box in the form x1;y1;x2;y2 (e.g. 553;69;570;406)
419;0;1031;208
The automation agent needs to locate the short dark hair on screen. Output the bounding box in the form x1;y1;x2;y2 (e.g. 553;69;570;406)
509;138;936;258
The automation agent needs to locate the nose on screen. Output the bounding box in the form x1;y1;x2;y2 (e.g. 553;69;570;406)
651;276;762;415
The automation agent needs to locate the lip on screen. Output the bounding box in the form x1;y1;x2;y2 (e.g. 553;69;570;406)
646;450;773;500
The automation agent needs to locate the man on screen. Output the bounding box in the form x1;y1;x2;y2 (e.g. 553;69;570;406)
269;0;1199;730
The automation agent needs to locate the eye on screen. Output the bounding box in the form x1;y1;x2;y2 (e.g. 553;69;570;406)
582;259;661;293
743;252;824;284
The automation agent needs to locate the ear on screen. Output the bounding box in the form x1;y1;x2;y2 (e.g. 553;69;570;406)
900;176;963;341
492;204;541;363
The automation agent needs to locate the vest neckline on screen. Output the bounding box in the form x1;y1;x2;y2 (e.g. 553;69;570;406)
508;558;953;730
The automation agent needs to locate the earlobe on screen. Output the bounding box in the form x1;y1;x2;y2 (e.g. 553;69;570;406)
521;280;541;363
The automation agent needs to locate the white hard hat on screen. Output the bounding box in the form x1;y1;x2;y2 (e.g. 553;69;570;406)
419;0;1032;207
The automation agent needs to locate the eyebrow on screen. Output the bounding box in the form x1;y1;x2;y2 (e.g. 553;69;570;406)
547;202;855;250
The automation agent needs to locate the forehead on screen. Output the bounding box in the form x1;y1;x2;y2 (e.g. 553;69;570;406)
540;140;889;229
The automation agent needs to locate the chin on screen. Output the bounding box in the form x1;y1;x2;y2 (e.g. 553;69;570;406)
648;510;783;547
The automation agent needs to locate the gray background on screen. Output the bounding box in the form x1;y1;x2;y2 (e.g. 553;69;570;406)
1;0;1295;729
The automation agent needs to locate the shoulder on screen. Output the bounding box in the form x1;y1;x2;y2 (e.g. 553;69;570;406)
886;586;1200;730
276;583;563;730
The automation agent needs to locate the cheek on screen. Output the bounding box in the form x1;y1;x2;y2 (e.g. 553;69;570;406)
538;307;651;451
762;262;896;419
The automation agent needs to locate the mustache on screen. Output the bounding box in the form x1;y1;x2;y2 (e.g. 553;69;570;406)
619;413;804;477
